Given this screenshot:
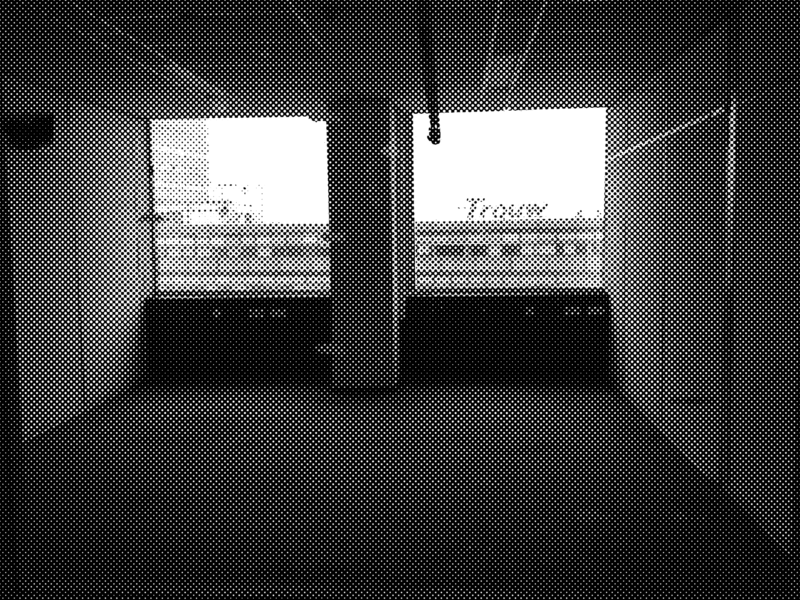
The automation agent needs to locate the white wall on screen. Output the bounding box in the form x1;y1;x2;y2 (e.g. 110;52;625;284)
728;15;796;555
606;20;795;556
5;83;152;441
80;103;152;412
604;27;729;479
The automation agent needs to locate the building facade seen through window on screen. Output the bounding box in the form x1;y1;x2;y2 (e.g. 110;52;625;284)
151;108;606;294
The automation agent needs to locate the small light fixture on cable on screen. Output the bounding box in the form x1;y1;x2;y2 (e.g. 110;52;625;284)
418;0;440;144
427;113;441;144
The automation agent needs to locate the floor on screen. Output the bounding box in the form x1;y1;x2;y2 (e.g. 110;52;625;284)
18;380;793;598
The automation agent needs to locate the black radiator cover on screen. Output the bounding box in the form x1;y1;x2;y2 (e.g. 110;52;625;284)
143;290;611;386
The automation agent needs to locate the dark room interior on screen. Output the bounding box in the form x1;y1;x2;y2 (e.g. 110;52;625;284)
4;2;796;597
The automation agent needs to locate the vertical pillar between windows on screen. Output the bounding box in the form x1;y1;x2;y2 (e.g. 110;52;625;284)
326;96;414;390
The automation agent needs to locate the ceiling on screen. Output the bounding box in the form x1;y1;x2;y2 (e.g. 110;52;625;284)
5;1;731;119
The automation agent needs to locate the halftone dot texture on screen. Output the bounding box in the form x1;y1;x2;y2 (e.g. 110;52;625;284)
9;2;795;600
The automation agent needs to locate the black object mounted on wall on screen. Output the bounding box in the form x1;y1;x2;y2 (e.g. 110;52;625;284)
1;112;55;151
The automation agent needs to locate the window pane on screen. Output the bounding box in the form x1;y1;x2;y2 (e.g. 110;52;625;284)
413;108;606;290
152;109;606;295
151;117;329;294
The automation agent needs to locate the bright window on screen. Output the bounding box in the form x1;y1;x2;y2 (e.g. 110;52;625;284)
151;108;606;295
412;107;606;290
151;117;329;294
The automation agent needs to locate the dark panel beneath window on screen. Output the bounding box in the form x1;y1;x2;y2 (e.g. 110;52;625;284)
143;296;332;383
402;290;611;386
143;290;611;387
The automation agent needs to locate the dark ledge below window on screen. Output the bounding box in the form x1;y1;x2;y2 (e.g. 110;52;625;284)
142;289;612;388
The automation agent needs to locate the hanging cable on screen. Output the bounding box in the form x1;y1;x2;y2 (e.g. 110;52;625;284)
417;1;440;144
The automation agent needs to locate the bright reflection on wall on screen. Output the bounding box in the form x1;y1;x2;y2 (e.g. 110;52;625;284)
413;107;606;223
